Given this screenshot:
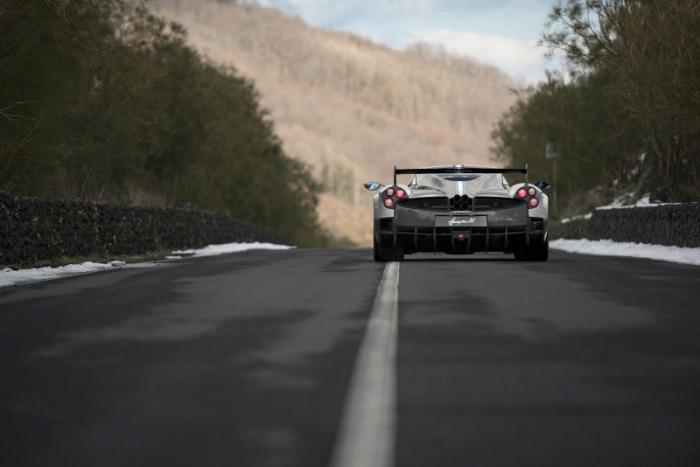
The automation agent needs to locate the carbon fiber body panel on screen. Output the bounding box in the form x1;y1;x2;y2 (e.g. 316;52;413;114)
376;203;546;254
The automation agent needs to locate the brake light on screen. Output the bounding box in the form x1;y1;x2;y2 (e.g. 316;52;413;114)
383;198;395;209
529;197;539;208
516;188;528;199
395;188;406;199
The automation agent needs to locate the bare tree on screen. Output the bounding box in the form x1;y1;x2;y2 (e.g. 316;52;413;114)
543;0;700;200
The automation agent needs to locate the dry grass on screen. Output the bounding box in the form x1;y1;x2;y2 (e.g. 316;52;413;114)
153;0;518;245
317;193;374;246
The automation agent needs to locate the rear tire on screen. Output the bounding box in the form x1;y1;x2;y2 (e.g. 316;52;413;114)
392;246;405;262
373;241;392;262
514;237;549;262
373;222;404;262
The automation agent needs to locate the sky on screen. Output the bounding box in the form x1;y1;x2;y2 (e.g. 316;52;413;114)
257;0;562;84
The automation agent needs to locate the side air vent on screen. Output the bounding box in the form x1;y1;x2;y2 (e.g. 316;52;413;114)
472;197;524;211
399;197;449;211
450;195;472;211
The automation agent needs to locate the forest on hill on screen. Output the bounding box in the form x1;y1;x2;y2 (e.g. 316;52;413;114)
153;0;517;244
0;0;327;246
493;0;699;218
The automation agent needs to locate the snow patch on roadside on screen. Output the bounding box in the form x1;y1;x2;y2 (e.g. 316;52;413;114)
560;213;592;224
0;261;126;288
171;242;293;258
551;239;700;266
1;242;293;288
596;192;687;210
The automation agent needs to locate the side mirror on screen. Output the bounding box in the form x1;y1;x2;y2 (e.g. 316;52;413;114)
534;180;551;191
363;181;382;191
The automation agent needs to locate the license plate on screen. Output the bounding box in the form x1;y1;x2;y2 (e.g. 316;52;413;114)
436;216;487;228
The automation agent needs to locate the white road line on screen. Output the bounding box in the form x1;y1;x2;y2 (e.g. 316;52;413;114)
330;262;399;467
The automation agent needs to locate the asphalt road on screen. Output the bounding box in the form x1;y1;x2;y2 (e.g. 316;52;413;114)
1;249;699;467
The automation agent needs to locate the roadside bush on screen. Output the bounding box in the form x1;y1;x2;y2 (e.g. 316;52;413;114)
492;0;699;216
0;0;327;245
549;218;589;240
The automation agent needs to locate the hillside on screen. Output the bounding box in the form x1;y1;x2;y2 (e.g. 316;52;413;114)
153;0;517;244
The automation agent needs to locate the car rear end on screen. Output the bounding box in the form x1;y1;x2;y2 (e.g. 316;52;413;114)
374;167;547;257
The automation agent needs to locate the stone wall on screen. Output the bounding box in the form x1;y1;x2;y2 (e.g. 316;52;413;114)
587;204;700;247
0;193;281;265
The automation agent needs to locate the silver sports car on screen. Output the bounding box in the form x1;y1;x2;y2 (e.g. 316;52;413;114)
364;165;550;262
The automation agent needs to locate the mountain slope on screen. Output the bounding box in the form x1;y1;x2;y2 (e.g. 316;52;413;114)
153;0;517;244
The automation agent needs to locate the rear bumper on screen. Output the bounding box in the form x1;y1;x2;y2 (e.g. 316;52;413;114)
376;205;546;254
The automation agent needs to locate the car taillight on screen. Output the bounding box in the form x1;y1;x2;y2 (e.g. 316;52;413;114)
515;185;540;209
383;186;407;209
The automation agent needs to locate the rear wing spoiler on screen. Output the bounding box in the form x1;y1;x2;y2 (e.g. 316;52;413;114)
393;165;528;186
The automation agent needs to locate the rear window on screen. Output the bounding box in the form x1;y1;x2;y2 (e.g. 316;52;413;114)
439;175;481;182
411;173;509;191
